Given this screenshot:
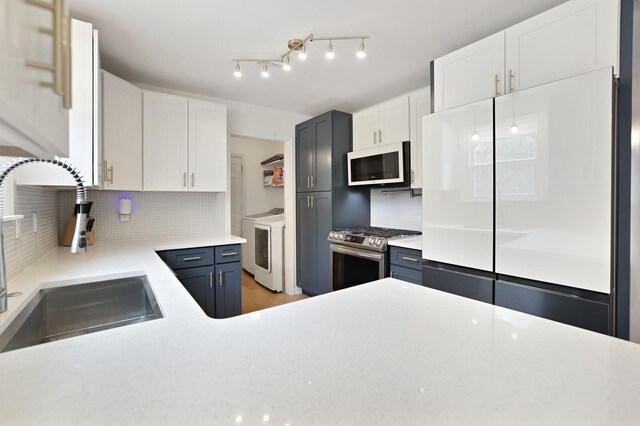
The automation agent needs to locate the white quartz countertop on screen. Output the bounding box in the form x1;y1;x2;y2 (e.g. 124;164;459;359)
388;235;422;251
1;236;640;425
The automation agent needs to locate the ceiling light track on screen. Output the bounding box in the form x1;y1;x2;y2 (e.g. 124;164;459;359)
232;33;370;78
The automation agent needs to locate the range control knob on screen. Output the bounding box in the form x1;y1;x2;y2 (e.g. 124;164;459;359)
376;240;383;247
329;232;335;239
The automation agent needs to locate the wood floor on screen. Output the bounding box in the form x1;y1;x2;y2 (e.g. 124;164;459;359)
241;271;308;314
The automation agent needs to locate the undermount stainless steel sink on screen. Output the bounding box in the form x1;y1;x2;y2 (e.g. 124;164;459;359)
0;275;162;353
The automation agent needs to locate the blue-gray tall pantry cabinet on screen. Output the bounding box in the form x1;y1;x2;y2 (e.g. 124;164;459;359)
295;111;370;296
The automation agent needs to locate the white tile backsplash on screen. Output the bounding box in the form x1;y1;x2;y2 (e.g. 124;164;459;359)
3;186;59;280
370;189;422;231
58;190;226;243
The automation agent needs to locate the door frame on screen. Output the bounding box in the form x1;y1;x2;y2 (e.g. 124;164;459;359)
229;154;246;238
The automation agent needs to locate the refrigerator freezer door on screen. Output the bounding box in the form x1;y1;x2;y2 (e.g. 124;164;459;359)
422;98;494;271
494;67;613;293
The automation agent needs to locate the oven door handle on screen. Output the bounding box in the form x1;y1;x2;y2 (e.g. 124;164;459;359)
329;244;385;261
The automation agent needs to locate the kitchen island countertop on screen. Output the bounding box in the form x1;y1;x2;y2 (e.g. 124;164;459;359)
0;236;639;425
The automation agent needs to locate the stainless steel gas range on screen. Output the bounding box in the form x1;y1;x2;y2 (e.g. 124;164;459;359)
328;227;421;291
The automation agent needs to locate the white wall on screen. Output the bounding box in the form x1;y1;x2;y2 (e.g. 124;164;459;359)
230;137;284;216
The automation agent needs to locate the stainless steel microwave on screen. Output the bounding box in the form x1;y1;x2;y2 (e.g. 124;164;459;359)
347;141;410;187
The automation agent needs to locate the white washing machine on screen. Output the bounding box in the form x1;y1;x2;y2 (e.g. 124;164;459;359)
254;216;285;292
241;208;284;275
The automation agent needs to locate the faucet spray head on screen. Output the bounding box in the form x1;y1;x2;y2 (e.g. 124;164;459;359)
70;203;89;253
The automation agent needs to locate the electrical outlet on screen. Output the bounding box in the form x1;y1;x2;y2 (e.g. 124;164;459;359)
33;213;38;233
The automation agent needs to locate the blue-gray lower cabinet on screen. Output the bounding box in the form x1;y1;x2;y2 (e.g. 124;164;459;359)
390;247;422;285
175;266;215;317
215;263;242;319
158;244;242;318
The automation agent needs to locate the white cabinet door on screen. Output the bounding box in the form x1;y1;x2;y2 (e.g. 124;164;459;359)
188;99;227;192
494;67;613;293
378;95;410;145
352;106;379;151
409;88;430;188
102;71;142;191
422;98;494;271
505;0;618;93
15;19;99;187
143;91;188;192
0;0;70;158
433;32;505;112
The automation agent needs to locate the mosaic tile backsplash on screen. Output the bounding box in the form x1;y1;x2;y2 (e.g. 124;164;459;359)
58;190;226;243
370;189;422;231
3;186;59;280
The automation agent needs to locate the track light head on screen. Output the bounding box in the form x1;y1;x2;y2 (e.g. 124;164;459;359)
283;55;291;71
234;62;242;78
357;39;366;58
326;40;334;59
298;43;307;60
261;63;269;78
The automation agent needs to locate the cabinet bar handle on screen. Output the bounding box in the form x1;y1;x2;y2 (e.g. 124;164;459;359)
209;271;213;288
310;195;314;208
307;176;310;189
183;172;187;188
402;256;419;262
494;74;500;96
219;270;224;287
107;165;114;184
102;160;108;183
182;256;202;261
62;14;71;109
221;252;238;257
379;129;382;143
25;0;66;104
306;195;310;208
310;176;315;188
373;130;377;144
190;172;195;188
508;69;514;93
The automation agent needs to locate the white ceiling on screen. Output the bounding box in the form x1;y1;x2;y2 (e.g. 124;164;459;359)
69;0;565;116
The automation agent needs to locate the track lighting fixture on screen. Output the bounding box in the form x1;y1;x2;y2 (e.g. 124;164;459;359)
232;32;370;79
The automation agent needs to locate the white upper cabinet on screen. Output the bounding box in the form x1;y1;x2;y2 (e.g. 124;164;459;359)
16;19;100;187
143;91;188;192
433;32;505;113
102;71;143;191
409;87;430;189
352;96;409;151
188;99;227;192
505;0;618;93
0;0;71;158
143;91;228;192
433;0;619;111
353;106;379;151
378;96;410;145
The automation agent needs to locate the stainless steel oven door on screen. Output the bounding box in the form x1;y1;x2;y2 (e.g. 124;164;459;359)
330;243;386;291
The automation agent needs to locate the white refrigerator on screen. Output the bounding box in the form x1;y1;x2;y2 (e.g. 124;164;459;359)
422;67;614;333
